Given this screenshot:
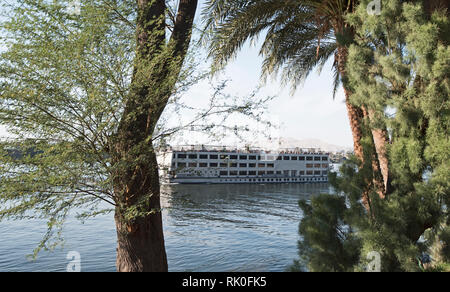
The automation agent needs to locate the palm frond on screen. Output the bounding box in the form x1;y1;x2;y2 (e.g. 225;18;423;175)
203;0;356;95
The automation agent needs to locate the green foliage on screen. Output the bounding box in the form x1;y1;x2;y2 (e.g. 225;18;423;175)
202;0;358;96
297;194;361;272
0;0;272;256
0;0;132;255
295;0;449;272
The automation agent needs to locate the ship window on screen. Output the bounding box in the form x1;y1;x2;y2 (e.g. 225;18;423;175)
239;163;247;168
258;171;265;175
188;154;198;159
188;163;197;167
177;163;186;168
314;164;321;168
220;171;228;176
220;155;229;159
199;163;208;167
267;171;274;175
314;156;321;161
257;156;261;160
210;163;218;167
276;156;282;160
322;156;328;161
199;154;208;159
323;171;328;175
306;170;313;175
306;164;313;168
210;155;218;159
276;171;282;174
239;155;248;160
230;171;238;175
322;164;328;168
249;163;256;168
258;163;265;168
230;155;238;160
283;156;290;160
299;156;305;161
239;171;248;176
314;171;321;175
306;156;313;161
291;156;298;160
267;163;274;168
267;155;275;160
299;171;305;175
230;163;238;168
178;154;187;159
249;155;257;160
220;163;228;167
249;171;257;175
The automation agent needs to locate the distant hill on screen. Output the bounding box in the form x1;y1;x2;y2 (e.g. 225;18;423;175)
276;137;352;153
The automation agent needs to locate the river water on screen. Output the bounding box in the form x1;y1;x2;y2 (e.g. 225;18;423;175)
0;183;332;272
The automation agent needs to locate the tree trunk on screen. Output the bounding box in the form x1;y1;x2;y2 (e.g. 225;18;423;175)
368;110;391;196
114;149;167;272
112;143;168;272
363;108;388;199
115;212;168;272
336;45;386;210
112;0;198;272
336;47;365;162
343;91;365;161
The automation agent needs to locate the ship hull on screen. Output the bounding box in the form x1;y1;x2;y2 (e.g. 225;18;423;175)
168;176;328;184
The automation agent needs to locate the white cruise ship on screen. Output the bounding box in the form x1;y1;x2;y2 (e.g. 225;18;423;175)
158;145;330;184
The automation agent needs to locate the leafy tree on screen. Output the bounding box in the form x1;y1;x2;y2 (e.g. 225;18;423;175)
0;0;272;271
0;0;199;272
296;0;449;272
294;194;361;272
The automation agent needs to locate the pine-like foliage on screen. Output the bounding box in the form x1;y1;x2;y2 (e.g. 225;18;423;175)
296;0;449;272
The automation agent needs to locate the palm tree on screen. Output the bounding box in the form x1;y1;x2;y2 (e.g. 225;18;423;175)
203;0;389;197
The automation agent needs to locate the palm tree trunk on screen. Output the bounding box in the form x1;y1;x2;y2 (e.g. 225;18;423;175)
367;110;391;196
343;90;365;161
336;46;364;161
364;109;388;199
336;45;386;209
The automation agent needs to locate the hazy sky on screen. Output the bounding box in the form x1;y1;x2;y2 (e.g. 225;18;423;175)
0;1;354;149
171;0;354;149
191;42;354;148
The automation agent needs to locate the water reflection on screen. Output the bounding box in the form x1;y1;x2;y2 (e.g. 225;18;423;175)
0;182;332;272
161;183;332;272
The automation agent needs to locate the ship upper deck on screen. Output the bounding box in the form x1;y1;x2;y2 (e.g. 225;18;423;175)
159;145;330;156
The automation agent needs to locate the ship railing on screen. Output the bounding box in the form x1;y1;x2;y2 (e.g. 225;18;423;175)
159;145;330;155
